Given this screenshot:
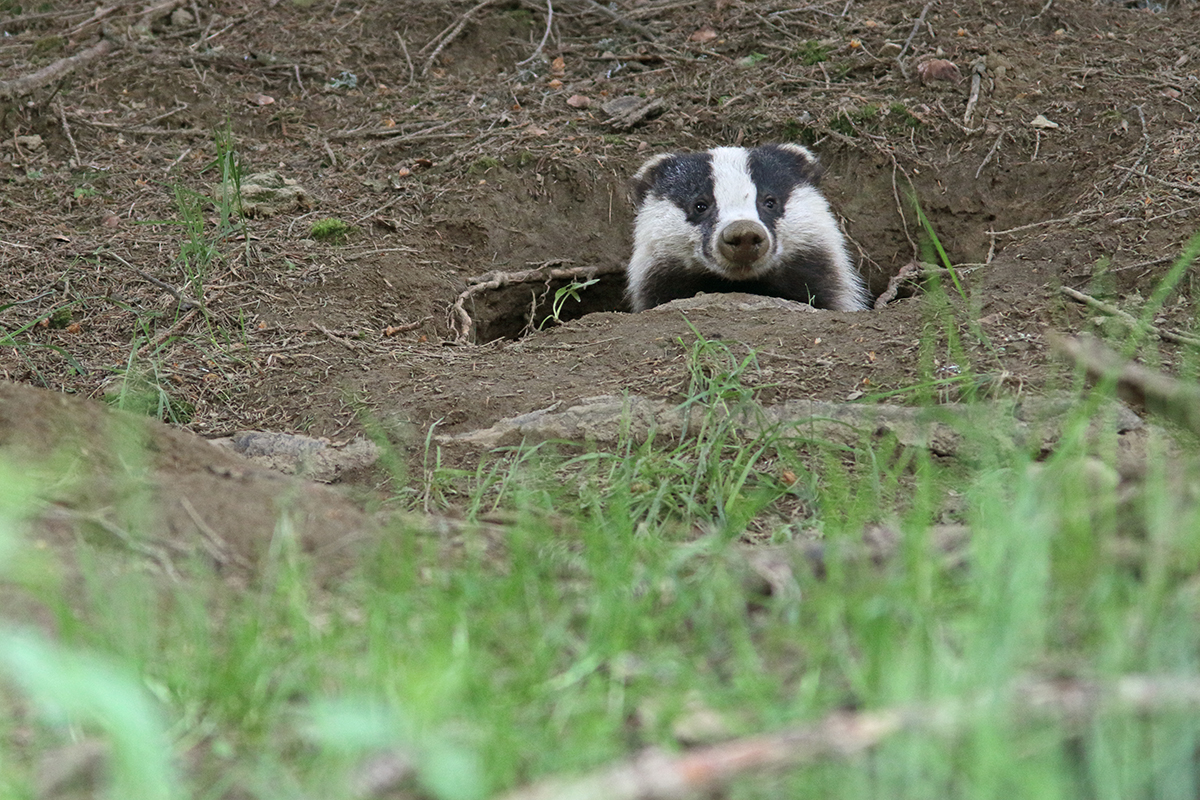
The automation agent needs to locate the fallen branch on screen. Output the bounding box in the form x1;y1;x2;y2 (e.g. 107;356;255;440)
895;0;936;79
1112;165;1200;198
420;0;503;75
516;0;554;66
498;675;1200;800
0;38;118;101
450;262;622;343
1048;331;1200;437
1058;285;1200;348
872;260;921;308
570;0;657;40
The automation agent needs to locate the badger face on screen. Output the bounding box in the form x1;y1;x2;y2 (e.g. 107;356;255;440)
627;143;870;312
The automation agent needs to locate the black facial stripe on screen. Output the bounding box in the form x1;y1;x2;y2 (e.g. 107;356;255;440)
747;145;821;229
649;153;715;220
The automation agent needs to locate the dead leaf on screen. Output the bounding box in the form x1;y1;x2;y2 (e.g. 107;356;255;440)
101;214;120;228
548;78;563;89
566;94;590;109
1029;113;1059;129
66;322;82;334
527;126;549;136
382;118;396;128
397;167;411;177
247;93;275;106
689;25;718;43
551;55;566;75
916;58;962;84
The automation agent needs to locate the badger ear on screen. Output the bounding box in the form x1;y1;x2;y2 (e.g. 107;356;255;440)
772;142;825;185
629;153;676;206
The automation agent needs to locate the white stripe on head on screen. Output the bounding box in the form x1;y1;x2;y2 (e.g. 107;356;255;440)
708;147;759;226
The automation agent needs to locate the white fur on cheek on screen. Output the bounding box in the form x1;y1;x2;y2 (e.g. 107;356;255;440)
627;196;702;309
776;185;870;311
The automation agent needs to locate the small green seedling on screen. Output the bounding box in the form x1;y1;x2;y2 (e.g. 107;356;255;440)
540;278;599;329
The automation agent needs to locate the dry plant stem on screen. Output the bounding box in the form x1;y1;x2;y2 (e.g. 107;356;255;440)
137;307;201;359
516;0;554;66
1114;165;1200;197
963;59;985;127
895;0;936;78
499;675;1200;800
1115;105;1150;191
66;5;119;36
1058;286;1200;348
572;0;657;39
395;30;416;88
103;252;201;310
975;132;1003;179
313;323;367;351
55;101;81;166
1048;332;1200;437
451;264;623;343
421;0;503;75
329;116;468;141
0;38;117;100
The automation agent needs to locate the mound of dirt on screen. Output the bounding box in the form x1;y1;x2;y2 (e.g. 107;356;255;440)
0;381;378;585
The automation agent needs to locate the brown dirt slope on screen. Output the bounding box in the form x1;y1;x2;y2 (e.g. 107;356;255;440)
1;0;1198;478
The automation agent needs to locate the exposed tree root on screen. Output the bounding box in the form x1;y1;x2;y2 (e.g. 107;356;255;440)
450;262;623;344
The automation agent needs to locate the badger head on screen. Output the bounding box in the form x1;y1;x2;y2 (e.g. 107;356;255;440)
629;143;830;278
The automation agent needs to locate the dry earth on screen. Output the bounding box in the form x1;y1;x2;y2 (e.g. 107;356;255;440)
2;0;1200;553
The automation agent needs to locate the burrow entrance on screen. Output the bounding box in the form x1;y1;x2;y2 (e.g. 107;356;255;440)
451;144;1093;344
451;264;628;344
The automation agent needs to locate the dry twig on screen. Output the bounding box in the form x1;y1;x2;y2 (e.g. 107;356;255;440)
571;0;657;40
420;0;503;75
1113;165;1200;198
0;38;117;100
516;0;554;66
962;57;986;128
1058;286;1200;348
1048;332;1200;437
975;132;1004;179
499;675;1200;800
1115;105;1150;191
896;0;936;78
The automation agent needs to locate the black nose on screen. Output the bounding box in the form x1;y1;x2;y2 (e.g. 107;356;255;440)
717;220;769;266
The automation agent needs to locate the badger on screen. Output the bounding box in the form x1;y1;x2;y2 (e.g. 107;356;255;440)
625;143;870;312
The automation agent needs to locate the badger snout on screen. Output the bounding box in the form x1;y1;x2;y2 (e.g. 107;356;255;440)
716;220;770;270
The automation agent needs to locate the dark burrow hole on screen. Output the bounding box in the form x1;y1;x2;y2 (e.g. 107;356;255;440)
468;270;628;343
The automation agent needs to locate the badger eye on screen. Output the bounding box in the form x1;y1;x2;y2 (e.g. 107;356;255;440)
693;201;709;214
762;196;777;210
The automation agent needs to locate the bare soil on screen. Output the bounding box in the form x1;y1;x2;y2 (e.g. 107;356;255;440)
2;0;1199;501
